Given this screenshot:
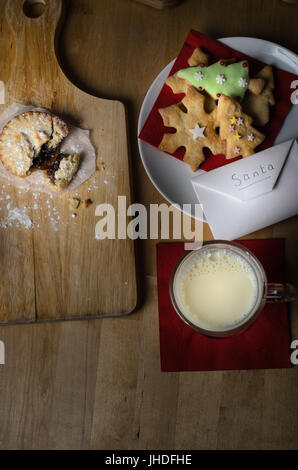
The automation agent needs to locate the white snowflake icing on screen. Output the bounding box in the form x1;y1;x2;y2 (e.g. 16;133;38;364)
194;71;204;81
238;77;248;88
237;117;244;126
216;74;226;85
247;133;255;142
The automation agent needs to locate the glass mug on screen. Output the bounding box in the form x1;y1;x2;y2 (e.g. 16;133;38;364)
170;240;296;338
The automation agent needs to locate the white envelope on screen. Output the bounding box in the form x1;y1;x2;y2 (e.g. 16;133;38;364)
191;139;298;240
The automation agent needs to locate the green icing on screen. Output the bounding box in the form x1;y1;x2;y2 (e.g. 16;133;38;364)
177;60;249;101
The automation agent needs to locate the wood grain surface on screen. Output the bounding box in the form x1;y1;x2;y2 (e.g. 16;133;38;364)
0;0;137;323
135;0;182;9
0;0;298;450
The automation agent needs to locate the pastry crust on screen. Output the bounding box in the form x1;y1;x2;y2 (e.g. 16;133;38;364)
53;153;80;190
0;111;69;177
48;115;69;150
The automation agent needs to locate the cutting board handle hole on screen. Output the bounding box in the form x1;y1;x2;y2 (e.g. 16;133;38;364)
23;0;46;18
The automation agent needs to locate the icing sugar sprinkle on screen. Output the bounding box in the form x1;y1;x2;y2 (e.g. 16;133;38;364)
0;207;33;229
0;170;101;232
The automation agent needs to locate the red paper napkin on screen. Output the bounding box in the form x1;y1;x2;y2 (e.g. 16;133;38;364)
156;239;291;372
139;30;298;172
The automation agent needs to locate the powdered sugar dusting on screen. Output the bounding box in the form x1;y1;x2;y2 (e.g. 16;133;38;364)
0;207;33;229
0;175;100;232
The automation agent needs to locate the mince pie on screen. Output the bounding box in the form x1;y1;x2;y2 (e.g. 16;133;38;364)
0;111;80;189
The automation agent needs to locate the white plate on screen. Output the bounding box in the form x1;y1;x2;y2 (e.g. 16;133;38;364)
137;37;298;221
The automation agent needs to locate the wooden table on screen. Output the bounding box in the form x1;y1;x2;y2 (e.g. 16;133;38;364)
0;0;298;450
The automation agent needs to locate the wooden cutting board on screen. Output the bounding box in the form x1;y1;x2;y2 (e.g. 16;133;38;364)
0;0;137;324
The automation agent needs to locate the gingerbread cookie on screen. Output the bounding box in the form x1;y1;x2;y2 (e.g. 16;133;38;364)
216;95;265;159
158;87;226;171
242;65;275;127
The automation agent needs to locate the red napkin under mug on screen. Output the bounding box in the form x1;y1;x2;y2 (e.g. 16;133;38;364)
156;239;291;372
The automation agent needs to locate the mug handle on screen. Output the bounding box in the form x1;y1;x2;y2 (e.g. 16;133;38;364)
266;283;296;302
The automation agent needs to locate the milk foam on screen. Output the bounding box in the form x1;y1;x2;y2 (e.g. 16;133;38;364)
178;249;258;331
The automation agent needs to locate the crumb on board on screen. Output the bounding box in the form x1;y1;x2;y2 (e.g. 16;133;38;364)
69;197;81;210
83;198;92;208
99;161;106;170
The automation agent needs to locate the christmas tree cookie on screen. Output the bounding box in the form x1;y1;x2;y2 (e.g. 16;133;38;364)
188;47;209;67
166;47;217;113
177;60;250;101
166;47;209;95
158;87;226;171
216;95;265;159
243;65;275;126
